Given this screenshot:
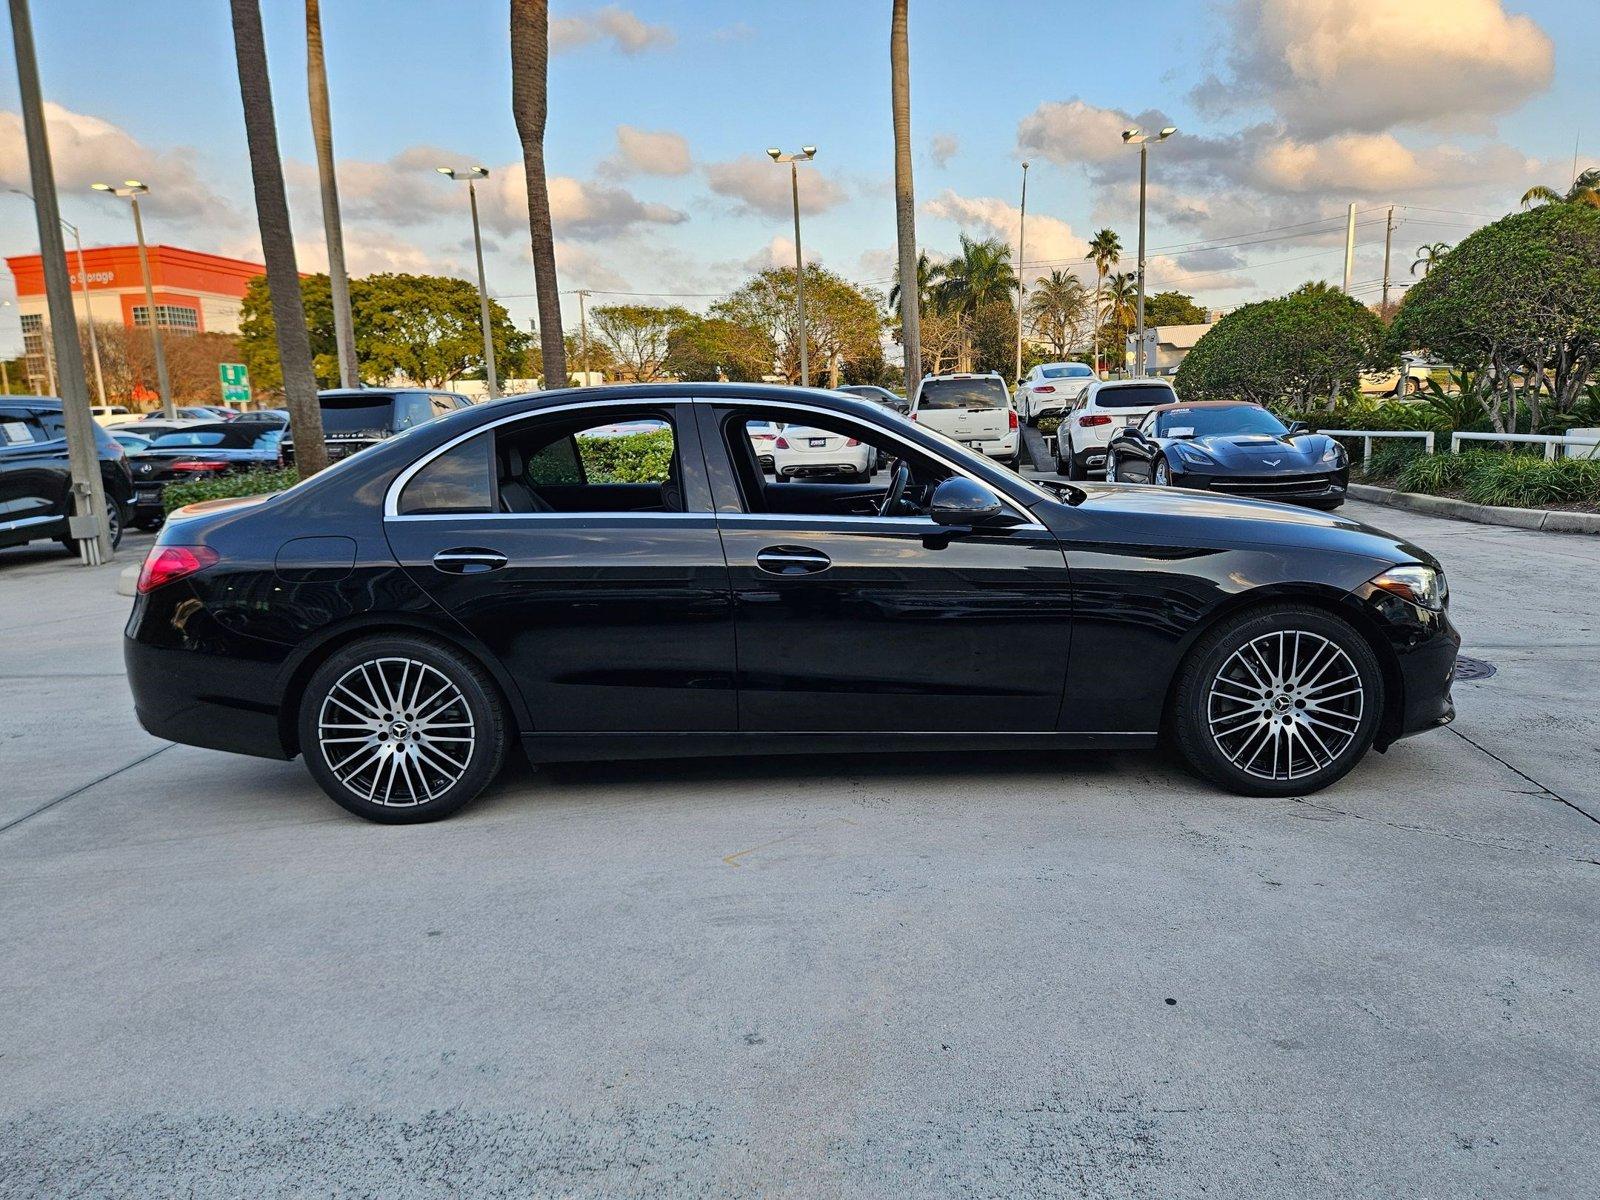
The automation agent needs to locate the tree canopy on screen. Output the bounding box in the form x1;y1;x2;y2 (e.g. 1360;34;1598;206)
665;314;775;382
587;303;694;381
1143;291;1208;327
713;265;883;386
1174;282;1390;409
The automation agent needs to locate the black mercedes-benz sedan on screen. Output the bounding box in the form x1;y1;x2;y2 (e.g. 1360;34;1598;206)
128;420;287;530
124;383;1457;823
1106;401;1350;508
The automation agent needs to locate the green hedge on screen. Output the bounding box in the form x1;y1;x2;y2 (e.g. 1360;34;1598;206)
1381;450;1600;510
577;430;674;483
163;467;299;513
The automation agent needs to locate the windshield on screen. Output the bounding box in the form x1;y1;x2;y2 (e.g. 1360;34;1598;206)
1157;407;1288;438
918;378;1008;410
318;396;396;433
1040;365;1093;379
1096;383;1177;409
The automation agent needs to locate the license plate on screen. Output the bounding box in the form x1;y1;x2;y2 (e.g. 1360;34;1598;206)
809;438;827;448
962;439;982;447
136;487;161;500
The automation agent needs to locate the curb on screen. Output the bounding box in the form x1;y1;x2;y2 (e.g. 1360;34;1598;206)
1348;482;1600;534
116;564;140;597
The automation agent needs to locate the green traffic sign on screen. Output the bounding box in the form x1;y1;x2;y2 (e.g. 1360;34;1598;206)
219;362;251;405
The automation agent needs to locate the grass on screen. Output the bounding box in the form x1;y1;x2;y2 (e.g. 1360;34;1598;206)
1373;450;1600;511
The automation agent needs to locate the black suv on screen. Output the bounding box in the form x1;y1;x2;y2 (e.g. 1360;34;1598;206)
282;389;473;466
0;397;134;552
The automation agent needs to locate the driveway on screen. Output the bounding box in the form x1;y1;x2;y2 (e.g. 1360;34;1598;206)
1;505;1596;1198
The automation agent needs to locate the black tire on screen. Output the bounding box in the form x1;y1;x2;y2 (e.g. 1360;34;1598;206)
298;634;508;823
1152;455;1171;487
1065;439;1088;481
1171;605;1383;797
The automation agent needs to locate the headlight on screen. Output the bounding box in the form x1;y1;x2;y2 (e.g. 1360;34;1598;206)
1320;441;1346;464
1370;564;1448;610
1171;442;1211;467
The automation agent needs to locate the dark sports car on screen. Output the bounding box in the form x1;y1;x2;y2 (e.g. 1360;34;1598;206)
125;383;1456;824
128;421;287;530
1106;402;1349;509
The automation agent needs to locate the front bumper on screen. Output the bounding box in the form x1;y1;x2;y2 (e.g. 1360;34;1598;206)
1171;466;1350;506
1353;584;1460;748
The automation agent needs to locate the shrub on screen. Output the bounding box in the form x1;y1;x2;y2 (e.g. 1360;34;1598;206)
1037;414;1063;437
1362;441;1425;482
1462;455;1600;508
576;430;675;483
163;467;299;513
1395;451;1483;496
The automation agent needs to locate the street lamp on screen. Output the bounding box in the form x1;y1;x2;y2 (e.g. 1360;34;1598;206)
1120;125;1176;377
8;189;106;405
767;145;817;386
1014;160;1029;386
436;166;499;400
92;180;173;416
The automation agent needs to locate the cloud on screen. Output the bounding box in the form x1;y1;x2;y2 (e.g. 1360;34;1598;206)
738;234;822;274
929;134;959;168
705;156;847;218
1194;0;1554;136
550;6;675;55
481;171;686;239
1018;99;1164;166
600;125;692;177
922;189;1086;279
0;102;240;230
287;144;461;227
1249;133;1537;196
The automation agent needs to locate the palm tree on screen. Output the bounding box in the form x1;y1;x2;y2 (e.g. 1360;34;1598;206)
1520;168;1600;210
1085;228;1121;373
511;0;567;387
1411;242;1451;277
306;0;357;388
229;0;327;474
1024;269;1088;358
932;235;1016;371
1103;272;1137;368
888;250;935;312
890;0;920;395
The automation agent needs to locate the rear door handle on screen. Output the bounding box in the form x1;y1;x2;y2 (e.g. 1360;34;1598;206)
755;546;831;575
432;548;507;574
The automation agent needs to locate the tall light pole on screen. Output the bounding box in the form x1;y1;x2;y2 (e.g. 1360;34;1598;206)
1341;201;1357;295
437;166;499;399
1014;160;1029;385
92;181;172;417
12;0;112;563
767;145;817;386
576;289;592;385
1121;125;1175;378
9;189;105;405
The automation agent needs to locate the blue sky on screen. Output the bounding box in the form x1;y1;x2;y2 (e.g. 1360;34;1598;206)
3;0;1596;348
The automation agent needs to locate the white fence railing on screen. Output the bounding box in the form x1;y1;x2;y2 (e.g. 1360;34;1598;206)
1450;431;1600;461
1321;429;1435;468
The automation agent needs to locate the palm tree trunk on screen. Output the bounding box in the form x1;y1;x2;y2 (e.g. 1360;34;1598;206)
890;0;921;394
1093;268;1103;373
230;0;327;475
306;0;357;389
510;0;567;387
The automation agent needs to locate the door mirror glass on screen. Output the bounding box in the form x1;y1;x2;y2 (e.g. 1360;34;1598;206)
929;477;1004;526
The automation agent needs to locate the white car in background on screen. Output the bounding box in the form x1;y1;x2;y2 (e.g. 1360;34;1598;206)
1016;362;1097;425
1054;378;1178;479
746;420;781;472
91;405;137;427
771;423;873;481
909;372;1021;469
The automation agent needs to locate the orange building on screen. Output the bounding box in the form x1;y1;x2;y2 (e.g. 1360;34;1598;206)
5;244;264;391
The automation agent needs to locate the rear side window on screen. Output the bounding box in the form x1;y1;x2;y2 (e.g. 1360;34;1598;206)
320;395;396;434
395;395;433;430
398;433;495;515
918;378;1008;410
1095;384;1178;408
0;415;48;446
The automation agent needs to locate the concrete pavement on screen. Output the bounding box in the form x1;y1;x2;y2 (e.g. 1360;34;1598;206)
1;504;1596;1198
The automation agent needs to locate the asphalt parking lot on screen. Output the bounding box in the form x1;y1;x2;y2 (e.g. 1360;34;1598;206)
2;502;1597;1198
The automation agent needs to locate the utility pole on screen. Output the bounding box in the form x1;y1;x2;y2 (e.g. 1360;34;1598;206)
1342;202;1357;295
1381;206;1395;312
1122;126;1174;378
577;288;590;385
1014;160;1029;386
436;167;499;399
94;181;173;417
768;146;817;385
10;0;112;563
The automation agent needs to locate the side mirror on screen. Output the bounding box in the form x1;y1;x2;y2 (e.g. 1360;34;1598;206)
1286;420;1310;436
929;477;1004;527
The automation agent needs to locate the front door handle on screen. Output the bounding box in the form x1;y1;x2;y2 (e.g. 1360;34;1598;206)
432;548;508;574
755;546;831;576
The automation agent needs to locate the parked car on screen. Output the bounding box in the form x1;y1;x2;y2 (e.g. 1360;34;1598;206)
111;430;154;455
0;397;132;552
1054;378;1179;479
835;384;909;415
91;404;137;427
125;382;1458;823
136;406;229;423
771;421;873;481
1016;363;1097;425
127;421;287;530
909;372;1021;469
281;389;472;466
123;419;206;442
1106;401;1350;509
746;420;780;472
1360;353;1441;398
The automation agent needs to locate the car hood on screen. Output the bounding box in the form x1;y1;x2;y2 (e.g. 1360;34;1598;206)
1053;482;1439;570
1165;432;1334;473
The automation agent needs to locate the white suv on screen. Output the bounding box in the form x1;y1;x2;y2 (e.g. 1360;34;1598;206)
909;372;1021;468
1054;378;1178;479
1016;362;1097;425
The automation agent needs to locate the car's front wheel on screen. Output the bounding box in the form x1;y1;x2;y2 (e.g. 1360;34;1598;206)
298;635;508;823
1171;605;1383;797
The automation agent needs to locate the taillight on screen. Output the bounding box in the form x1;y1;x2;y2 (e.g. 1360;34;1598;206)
845;438;860;447
1007;410;1019;431
137;545;220;593
775;436;790;449
1078;413;1112;427
171;460;229;473
1035;385;1055;393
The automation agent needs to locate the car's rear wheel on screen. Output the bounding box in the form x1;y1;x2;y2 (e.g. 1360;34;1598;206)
1064;437;1087;480
1172;606;1382;797
298;635;507;823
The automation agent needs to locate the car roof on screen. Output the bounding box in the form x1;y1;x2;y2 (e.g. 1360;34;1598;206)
1093;377;1176;387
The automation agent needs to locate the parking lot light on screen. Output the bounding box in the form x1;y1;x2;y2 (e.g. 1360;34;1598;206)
436;165;499;400
91;180;174;418
1119;125;1176;378
767;146;818;386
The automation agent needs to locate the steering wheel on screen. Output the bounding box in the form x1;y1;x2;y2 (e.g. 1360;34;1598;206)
878;458;910;517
